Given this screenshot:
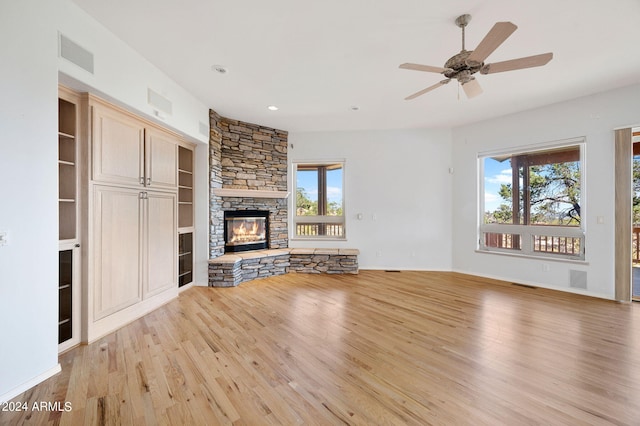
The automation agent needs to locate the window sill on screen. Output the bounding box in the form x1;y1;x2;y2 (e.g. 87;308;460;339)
291;236;347;242
474;249;589;265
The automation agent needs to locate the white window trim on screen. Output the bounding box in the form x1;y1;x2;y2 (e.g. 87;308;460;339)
291;159;346;240
478;137;586;260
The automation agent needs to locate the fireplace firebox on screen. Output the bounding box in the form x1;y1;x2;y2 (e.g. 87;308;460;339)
224;210;269;253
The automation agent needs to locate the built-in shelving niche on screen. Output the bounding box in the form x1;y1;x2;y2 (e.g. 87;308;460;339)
178;145;194;287
58;90;81;351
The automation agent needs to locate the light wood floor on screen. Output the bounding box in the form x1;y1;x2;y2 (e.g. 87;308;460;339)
3;271;640;425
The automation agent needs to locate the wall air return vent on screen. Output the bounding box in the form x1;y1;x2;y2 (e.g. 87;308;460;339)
59;33;94;74
147;88;173;118
569;269;587;289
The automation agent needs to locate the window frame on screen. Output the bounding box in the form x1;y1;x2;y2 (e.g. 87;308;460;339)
291;160;346;240
478;138;586;261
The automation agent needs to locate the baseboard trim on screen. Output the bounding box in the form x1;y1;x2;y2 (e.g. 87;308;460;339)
0;364;62;403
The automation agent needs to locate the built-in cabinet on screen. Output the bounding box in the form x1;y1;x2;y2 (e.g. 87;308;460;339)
83;95;181;342
57;89;191;343
178;144;194;287
58;87;82;352
92;186;176;320
91;104;177;189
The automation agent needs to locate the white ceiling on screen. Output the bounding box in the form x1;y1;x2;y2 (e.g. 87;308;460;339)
71;0;640;133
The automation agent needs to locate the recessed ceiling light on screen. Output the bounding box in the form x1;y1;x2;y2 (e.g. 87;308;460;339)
267;105;279;111
350;106;360;111
211;65;228;74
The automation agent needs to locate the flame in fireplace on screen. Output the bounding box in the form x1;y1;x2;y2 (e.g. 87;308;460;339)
230;219;266;244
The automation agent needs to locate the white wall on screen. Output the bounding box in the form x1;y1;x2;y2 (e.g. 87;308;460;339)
56;0;210;145
451;84;640;299
288;129;453;270
0;0;213;402
0;0;61;401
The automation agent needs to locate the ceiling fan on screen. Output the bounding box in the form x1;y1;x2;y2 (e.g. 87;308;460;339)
399;14;553;100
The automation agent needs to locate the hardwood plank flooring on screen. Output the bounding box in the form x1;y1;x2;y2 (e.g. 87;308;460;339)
2;271;640;425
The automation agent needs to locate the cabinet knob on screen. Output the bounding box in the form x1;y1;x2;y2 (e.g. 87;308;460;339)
146;177;151;186
140;177;145;185
75;243;80;248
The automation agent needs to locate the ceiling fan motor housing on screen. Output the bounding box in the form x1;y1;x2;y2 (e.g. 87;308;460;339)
444;50;482;83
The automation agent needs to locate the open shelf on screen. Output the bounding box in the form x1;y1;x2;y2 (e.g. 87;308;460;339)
178;232;193;287
177;144;194;287
58;249;73;343
178;145;194;230
58;89;80;349
58;97;78;242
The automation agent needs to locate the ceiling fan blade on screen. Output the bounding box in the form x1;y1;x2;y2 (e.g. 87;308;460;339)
399;63;447;74
481;52;553;74
404;79;451;100
466;21;517;65
462;78;483;99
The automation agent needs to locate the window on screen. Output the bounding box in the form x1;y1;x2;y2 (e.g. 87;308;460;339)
294;162;344;238
480;140;584;259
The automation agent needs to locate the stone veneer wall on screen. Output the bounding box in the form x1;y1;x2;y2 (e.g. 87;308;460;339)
209;110;289;259
209;110;225;257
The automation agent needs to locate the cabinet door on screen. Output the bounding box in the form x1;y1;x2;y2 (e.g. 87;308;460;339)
93;186;142;319
145;127;178;189
92;104;145;186
143;191;177;297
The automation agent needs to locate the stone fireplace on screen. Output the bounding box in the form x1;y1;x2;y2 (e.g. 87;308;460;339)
208;109;359;287
224;210;269;253
209;111;289;258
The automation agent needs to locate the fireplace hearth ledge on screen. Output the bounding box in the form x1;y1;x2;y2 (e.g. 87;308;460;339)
208;248;360;287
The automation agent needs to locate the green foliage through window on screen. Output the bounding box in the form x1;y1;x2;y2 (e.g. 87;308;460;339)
294;163;344;238
484;146;580;226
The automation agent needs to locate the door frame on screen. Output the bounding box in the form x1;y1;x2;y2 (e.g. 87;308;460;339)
615;127;633;302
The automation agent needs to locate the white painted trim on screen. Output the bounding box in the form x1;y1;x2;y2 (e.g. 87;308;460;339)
213;188;290;199
613;124;640;131
0;364;61;403
477;136;586;157
473;249;589;265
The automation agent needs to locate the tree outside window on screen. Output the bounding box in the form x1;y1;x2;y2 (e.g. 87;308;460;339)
481;142;584;259
294;163;344;238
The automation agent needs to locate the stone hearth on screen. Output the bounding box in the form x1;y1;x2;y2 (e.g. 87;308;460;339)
208;248;360;287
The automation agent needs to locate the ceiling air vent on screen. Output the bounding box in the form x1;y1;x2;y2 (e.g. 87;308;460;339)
59;33;94;74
